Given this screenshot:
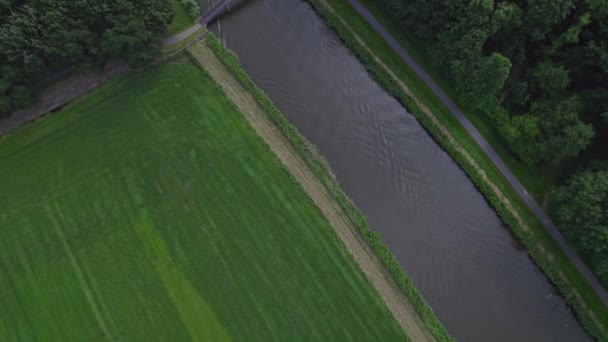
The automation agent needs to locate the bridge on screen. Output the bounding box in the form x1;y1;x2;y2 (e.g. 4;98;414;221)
202;0;247;26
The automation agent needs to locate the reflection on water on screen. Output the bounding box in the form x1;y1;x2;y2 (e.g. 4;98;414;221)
206;0;589;340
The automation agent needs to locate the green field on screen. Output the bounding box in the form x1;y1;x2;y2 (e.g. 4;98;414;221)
0;61;407;340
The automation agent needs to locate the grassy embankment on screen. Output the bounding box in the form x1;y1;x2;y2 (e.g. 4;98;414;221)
0;61;408;340
168;0;198;35
204;34;452;342
308;0;608;340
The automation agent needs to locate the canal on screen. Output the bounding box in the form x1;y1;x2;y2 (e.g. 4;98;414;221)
206;0;589;340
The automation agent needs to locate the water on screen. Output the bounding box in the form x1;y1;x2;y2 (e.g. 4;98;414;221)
206;0;589;340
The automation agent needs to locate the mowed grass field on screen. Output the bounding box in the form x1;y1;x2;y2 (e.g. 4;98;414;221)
0;61;407;341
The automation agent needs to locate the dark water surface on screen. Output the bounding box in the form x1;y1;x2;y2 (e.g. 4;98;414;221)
206;0;589;340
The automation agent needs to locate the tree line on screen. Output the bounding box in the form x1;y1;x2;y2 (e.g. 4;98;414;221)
378;0;607;281
0;0;174;116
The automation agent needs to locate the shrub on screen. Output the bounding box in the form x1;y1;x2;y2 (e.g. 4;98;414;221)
181;0;200;19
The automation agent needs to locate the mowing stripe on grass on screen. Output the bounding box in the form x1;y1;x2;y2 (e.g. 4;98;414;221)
134;212;231;341
45;204;114;341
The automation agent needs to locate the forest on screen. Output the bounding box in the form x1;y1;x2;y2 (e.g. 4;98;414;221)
0;0;174;116
378;0;608;283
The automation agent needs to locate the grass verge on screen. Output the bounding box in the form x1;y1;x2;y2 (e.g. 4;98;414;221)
0;61;408;340
307;0;608;340
205;33;453;341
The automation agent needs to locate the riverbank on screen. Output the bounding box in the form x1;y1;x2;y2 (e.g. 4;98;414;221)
308;0;608;339
192;35;452;341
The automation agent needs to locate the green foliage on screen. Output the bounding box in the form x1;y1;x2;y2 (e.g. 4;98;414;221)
525;0;575;41
180;0;200;19
168;0;196;35
457;52;512;111
0;0;173;116
507;97;594;164
554;163;608;277
532;61;570;99
550;13;592;53
204;33;452;342
0;62;407;340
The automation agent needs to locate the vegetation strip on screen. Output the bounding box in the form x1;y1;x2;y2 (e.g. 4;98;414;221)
308;0;608;339
197;34;451;341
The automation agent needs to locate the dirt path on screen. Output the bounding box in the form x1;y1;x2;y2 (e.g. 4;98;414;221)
188;41;434;341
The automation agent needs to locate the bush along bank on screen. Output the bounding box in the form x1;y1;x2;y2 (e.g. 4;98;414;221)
307;0;608;340
204;34;454;342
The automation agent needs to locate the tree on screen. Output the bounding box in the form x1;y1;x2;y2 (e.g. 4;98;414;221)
532;97;594;164
102;14;154;65
553;163;608;277
532;61;570;99
0;65;32;114
550;13;592;53
508;97;594;164
180;0;200;19
0;0;21;21
380;0;467;43
487;2;525;64
525;0;575;41
0;5;49;78
457;52;512;112
505;80;530;108
500;113;540;164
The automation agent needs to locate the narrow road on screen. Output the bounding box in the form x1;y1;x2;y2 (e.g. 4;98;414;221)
343;0;608;306
162;23;203;46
